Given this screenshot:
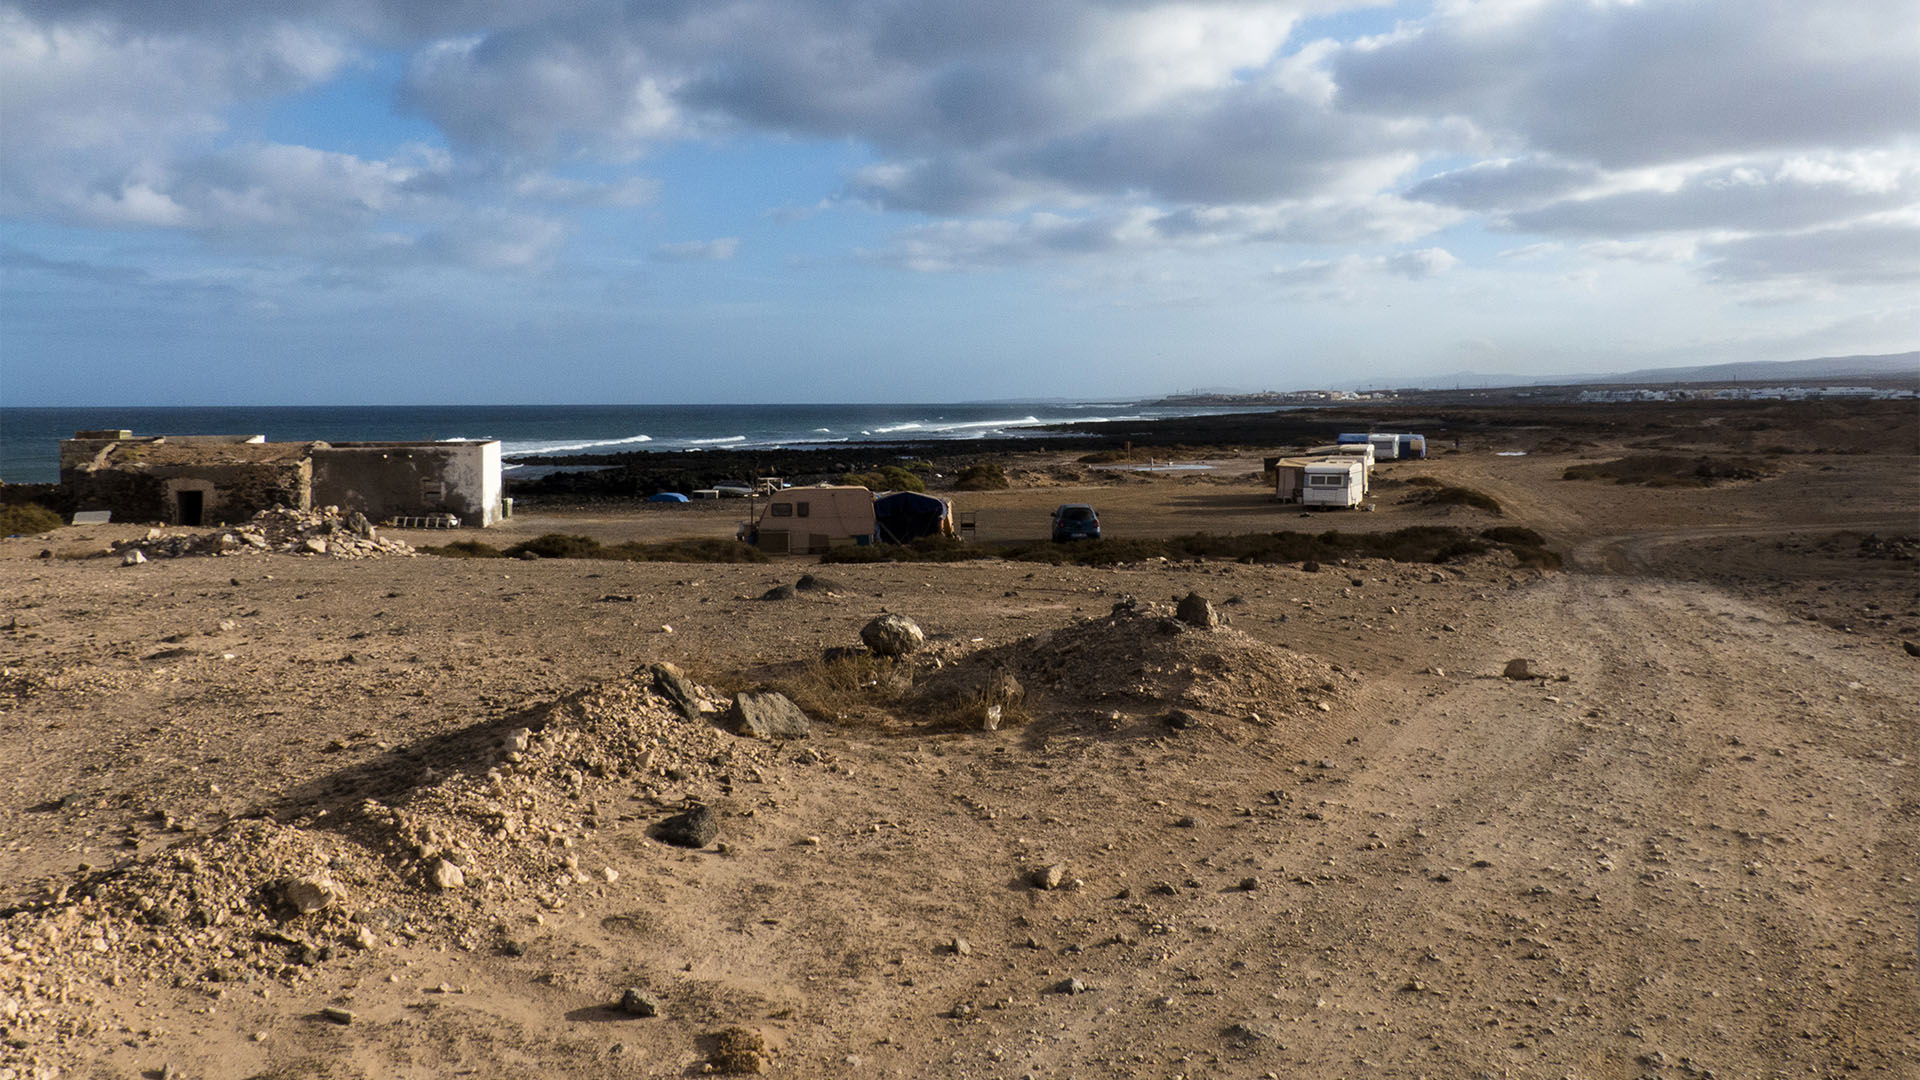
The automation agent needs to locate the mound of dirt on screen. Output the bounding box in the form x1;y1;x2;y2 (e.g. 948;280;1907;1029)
0;664;777;1068
909;596;1353;731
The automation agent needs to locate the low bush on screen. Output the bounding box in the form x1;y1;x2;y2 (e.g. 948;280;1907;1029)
420;540;503;558
952;463;1010;490
504;533;604;559
1479;526;1545;546
0;504;64;535
821;536;993;564
434;532;768;563
1406;483;1503;514
841;465;926;492
1562;455;1773;487
824;527;1542;568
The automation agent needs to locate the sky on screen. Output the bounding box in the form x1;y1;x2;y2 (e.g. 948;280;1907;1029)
2;0;1917;405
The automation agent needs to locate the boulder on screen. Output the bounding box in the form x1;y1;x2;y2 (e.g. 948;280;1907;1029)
658;804;720;848
860;614;925;657
1175;592;1222;628
727;691;812;739
1502;658;1536;680
759;584;795;601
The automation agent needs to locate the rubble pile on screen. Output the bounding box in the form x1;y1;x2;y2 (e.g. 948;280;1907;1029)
111;506;416;561
911;596;1353;730
0;664;776;1070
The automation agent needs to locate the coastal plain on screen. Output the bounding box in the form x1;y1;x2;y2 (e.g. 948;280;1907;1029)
2;401;1916;1078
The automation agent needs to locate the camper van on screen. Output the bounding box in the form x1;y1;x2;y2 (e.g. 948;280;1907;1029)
1304;442;1374;494
1340;431;1427;460
1302;459;1367;508
744;485;875;554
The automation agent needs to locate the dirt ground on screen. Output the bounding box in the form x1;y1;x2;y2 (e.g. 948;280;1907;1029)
2;411;1916;1079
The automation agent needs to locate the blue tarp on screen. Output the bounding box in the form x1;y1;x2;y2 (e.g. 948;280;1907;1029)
647;492;690;503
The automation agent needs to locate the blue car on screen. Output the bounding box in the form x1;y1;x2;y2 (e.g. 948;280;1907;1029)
1051;503;1101;542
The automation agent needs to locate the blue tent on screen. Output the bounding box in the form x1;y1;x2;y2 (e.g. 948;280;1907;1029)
872;491;954;544
647;492;690;503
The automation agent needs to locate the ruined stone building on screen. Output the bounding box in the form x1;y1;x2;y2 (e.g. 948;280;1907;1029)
60;430;505;527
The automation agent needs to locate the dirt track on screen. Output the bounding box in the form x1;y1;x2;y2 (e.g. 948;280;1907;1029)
2;422;1915;1078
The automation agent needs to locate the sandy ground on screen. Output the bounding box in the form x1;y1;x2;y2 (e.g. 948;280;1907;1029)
2;425;1916;1079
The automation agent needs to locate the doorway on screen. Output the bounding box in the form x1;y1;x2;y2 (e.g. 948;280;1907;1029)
177;490;204;526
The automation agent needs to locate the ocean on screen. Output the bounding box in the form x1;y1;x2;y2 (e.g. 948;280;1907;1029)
0;402;1255;484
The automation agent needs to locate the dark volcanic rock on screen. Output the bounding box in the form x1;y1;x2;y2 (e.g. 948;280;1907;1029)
1176;592;1222;628
657;805;720;848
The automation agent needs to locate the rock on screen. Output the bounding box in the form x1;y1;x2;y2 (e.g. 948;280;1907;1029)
658;804;720;848
1903;641;1920;658
1239;876;1262;891
502;727;531;753
1300;559;1320;573
1502;658;1536;680
1053;977;1088;995
1175;592;1223;628
794;573;841;592
649;663;703;719
319;1006;356;1025
1030;863;1067;890
759;584;796;601
1162;709;1198;730
345;511;375;538
946;937;972;956
428;858;465;891
122;549;147;566
618;988;660;1017
302;538;328;555
860;614;925;657
283;876;342;914
1224;1020;1275;1044
728;691;812;739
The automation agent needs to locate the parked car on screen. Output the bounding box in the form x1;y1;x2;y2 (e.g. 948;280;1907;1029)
1051;503;1101;542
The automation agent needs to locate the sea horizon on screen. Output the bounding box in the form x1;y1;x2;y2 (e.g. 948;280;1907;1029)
0;400;1265;485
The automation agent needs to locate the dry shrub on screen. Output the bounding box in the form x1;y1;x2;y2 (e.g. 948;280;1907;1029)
0;504;63;535
1563;454;1773;487
458;533;769;563
1405;483;1504;514
952;463;1010;490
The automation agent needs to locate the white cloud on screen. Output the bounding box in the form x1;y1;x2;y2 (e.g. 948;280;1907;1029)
655;237;740;262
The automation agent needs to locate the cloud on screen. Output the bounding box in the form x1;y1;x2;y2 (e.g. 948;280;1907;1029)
1334;0;1920;168
1703;217;1920;285
1506;155;1920;235
1408;157;1600;212
654;237;739;262
4;0;1917;290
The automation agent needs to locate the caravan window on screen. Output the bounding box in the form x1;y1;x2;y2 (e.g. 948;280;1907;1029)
1308;474;1346;487
796;501;810;517
770;503;793;517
